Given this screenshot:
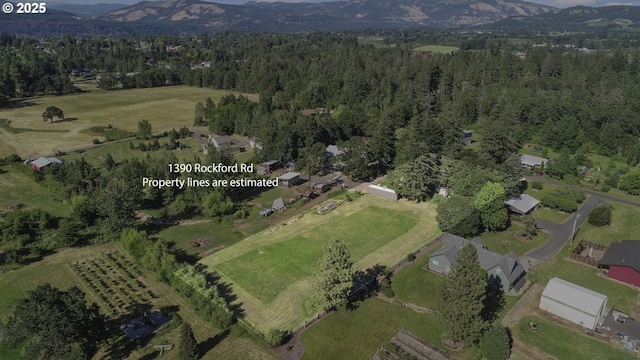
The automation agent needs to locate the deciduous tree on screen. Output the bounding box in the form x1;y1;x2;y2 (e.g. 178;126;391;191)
41;106;64;123
136;119;153;140
479;325;512;360
436;195;483;238
473;182;509;232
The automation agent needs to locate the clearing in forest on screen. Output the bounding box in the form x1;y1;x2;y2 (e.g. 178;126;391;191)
199;195;441;332
0;86;255;158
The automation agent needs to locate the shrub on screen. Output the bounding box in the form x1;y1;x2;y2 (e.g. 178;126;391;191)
380;277;394;298
406;253;416;262
588;206;612;227
600;185;610;193
531;181;543;190
479;325;511;360
264;329;288;347
92;138;101;144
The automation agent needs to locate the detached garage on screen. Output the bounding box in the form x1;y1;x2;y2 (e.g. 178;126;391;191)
539;277;608;331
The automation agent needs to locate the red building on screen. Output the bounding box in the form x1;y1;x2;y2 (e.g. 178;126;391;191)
599;240;640;286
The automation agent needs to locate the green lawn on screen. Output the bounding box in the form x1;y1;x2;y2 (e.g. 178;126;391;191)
481;223;549;256
391;248;444;310
200;196;441;332
0;164;71;217
513;316;635;360
215;205;419;304
575;202;640;246
157;221;244;257
413;45;458;54
533;207;571;223
300;298;458;360
0;86;255;158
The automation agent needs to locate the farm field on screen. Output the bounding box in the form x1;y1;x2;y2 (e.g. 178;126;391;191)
413;44;458;54
200;195;441;332
0;86;254;158
0;243;276;360
0;164;72;217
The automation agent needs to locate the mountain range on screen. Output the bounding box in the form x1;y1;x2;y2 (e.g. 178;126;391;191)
2;0;640;36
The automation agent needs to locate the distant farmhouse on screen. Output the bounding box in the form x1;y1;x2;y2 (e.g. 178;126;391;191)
202;134;249;155
505;194;540;215
521;154;548;170
599;240;640;286
539;277;607;331
26;157;62;172
428;234;526;291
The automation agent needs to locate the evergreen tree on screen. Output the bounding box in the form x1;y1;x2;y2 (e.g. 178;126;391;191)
439;243;488;345
311;239;354;311
178;323;199;360
136;119;153;140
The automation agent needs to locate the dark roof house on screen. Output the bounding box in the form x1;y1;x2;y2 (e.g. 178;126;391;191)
599;240;640;286
428;234;526;291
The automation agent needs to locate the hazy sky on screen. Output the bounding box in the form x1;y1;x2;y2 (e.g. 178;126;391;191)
53;0;640;10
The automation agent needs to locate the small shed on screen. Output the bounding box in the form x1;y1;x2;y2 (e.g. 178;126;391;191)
505;194;540;215
367;184;398;201
278;172;301;188
313;183;329;194
539;277;608;331
272;197;285;211
462;130;473;146
29;157;62;171
256;160;280;175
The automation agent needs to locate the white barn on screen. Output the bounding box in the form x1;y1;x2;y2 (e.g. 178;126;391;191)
539;277;608;331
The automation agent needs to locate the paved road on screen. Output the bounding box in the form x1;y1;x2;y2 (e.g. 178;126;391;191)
520;175;640;270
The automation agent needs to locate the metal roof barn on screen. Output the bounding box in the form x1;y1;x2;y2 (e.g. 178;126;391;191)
539;277;608;331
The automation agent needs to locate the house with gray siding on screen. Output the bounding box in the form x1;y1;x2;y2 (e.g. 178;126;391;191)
428;234;526;291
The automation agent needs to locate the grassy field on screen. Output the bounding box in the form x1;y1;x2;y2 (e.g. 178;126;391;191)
481;223;549;256
575;202;640;246
413;45;458;54
0;86;254;158
0;243;276;360
0;164;72;217
200;195;441;332
300;298;461;360
513;315;635;360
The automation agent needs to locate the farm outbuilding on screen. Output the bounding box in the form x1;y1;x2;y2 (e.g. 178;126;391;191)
367;184;398;201
539;277;608;331
599;240;640;286
28;157;62;171
278;172;300;188
505;194;540;215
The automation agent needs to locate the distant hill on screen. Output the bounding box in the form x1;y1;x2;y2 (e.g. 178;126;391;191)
487;5;640;32
48;3;130;18
0;0;556;36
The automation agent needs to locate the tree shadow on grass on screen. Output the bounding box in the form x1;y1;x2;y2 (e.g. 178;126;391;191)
198;329;230;355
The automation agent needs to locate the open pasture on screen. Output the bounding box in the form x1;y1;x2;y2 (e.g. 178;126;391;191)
413;44;459;54
200;195;441;332
0;86;253;158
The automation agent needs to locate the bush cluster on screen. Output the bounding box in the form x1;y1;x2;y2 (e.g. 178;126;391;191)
541;188;585;212
588;206;612;227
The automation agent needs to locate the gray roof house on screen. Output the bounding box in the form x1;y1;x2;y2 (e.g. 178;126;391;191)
203;134;249;154
539;277;608;331
505;194;540;215
521;154;548;169
428;234;526;291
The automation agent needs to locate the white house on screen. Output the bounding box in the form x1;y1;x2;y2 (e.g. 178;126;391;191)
521;154;548;169
539;277;608;331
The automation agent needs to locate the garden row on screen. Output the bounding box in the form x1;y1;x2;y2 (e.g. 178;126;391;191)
70;251;157;316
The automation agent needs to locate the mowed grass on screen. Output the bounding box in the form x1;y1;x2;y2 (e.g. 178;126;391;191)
513;316;635;360
0;86;254;158
413;45;458;54
0;164;71;217
575;202;640;246
215;205;419;304
200;196;440;331
481;223;549;256
300;298;450;360
391;248;444;310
